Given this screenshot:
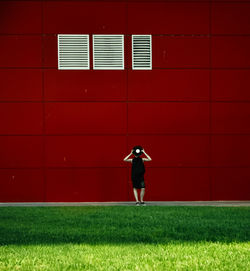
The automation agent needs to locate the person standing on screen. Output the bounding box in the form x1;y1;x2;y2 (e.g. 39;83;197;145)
123;146;152;206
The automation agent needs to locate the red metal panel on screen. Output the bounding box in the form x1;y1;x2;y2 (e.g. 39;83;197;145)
127;2;209;34
124;35;129;70
45;102;127;134
0;169;44;202
0;69;42;101
0;136;43;168
0;103;43;135
46;168;128;202
128;168;210;201
126;35;132;69
43;36;57;68
0;1;42;34
128;102;210;134
211;135;250;167
127;135;209;167
44;70;126;101
153;36;210;68
212;3;250;34
43;1;126;34
128;70;210;101
212;70;250;101
0;36;42;68
211;168;250;200
212;103;250;134
45;135;126;167
212;37;250;68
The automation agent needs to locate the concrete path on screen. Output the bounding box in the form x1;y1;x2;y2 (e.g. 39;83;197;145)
0;201;250;207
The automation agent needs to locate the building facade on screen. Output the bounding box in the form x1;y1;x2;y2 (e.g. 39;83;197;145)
0;0;250;202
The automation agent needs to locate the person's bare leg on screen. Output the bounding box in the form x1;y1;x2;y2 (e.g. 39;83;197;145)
140;188;145;202
133;188;139;202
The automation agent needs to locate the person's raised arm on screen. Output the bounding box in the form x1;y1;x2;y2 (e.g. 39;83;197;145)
123;150;133;162
142;149;152;161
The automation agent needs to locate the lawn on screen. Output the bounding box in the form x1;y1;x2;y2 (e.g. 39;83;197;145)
0;206;249;270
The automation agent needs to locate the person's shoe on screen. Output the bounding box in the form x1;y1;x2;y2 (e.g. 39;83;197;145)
136;202;140;206
140;201;146;206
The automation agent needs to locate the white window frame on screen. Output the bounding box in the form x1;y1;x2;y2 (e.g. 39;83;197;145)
93;34;124;70
57;34;90;70
132;34;152;70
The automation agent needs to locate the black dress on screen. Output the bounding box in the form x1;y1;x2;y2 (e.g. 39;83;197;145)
131;157;145;189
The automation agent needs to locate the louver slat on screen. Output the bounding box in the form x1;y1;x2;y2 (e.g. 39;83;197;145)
132;35;152;70
93;35;124;70
58;34;89;70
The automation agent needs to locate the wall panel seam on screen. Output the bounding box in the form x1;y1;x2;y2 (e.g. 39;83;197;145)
209;0;213;200
41;0;46;202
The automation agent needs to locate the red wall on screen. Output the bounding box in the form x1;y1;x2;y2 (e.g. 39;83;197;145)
0;0;250;202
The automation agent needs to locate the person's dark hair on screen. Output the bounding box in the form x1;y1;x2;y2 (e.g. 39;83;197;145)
132;145;143;156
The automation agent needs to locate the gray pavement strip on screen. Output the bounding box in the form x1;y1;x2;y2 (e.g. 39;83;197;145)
0;201;250;207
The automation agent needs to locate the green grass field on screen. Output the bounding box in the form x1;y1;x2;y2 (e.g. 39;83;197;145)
0;206;249;271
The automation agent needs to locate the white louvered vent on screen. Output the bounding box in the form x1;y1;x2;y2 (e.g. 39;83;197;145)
93;35;124;70
132;35;152;70
58;34;89;70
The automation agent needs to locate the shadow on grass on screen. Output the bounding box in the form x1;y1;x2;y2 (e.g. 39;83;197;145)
0;206;249;245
